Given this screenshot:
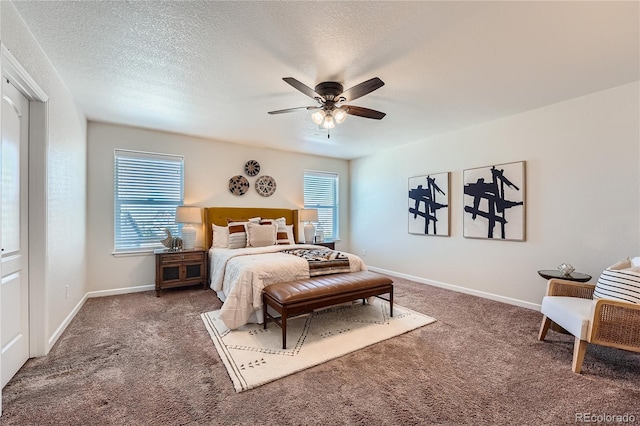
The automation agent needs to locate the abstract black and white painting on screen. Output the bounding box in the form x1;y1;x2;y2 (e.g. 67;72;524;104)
463;161;525;241
408;172;450;236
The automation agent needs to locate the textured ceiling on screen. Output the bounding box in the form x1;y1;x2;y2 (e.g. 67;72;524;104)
11;1;639;159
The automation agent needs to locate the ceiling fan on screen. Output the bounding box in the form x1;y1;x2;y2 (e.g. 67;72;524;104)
268;77;386;136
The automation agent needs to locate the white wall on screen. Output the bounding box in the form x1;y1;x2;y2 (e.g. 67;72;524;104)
87;122;350;292
351;82;640;308
1;3;87;346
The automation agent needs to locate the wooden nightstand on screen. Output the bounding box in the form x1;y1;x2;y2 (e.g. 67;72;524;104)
155;248;207;297
313;241;335;250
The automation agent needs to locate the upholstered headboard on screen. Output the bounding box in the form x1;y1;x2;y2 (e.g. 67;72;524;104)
204;207;299;249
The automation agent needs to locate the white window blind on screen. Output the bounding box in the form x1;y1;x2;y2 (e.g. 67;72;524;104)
114;150;184;252
304;170;339;241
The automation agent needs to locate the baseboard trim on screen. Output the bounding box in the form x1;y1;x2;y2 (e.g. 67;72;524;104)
86;284;155;299
47;293;89;351
367;266;541;311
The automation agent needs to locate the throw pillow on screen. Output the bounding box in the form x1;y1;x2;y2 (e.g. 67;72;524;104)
211;224;229;248
262;217;290;245
286;224;295;244
226;217;260;249
246;222;277;247
594;258;640;304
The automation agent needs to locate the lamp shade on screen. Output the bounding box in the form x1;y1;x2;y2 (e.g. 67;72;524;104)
175;206;202;224
175;206;201;250
299;208;318;223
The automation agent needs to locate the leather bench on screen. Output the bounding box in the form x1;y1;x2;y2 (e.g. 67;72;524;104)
262;271;394;349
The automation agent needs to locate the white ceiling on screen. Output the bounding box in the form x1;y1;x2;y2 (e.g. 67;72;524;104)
11;1;639;159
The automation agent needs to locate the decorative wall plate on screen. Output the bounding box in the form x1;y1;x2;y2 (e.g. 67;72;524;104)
244;160;261;177
229;175;250;195
255;175;276;197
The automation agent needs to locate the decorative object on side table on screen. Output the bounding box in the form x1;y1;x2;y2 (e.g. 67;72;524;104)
160;228;183;251
176;206;202;250
557;263;575;277
299;208;318;243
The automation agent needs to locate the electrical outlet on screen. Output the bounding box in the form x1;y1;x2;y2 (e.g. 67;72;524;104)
65;285;69;299
362;249;367;257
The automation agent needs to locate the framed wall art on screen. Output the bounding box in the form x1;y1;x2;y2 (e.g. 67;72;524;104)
408;172;450;236
463;161;525;241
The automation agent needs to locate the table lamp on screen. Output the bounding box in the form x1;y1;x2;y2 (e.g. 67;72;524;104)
299;208;318;244
175;206;202;250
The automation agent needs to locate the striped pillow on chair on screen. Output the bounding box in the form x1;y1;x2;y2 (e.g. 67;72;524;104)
594;258;640;304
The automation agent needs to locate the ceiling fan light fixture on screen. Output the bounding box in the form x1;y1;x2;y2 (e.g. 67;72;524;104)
333;107;347;124
321;113;335;129
311;109;326;125
269;77;386;132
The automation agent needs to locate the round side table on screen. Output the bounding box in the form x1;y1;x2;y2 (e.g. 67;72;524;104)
537;269;592;283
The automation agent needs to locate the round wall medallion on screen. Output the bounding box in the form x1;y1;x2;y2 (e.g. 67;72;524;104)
229;175;250;195
255;175;276;197
244;160;261;177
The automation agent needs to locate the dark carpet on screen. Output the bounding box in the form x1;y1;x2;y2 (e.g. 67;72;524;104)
1;276;638;425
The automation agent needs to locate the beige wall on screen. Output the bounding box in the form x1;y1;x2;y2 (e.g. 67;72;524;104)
1;3;88;347
351;82;640;309
87;122;350;292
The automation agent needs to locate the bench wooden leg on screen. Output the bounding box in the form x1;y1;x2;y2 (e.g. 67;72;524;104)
389;286;393;317
282;308;287;349
263;293;268;330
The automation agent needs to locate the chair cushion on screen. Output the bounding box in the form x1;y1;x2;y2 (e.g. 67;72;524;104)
594;259;640;304
541;296;593;340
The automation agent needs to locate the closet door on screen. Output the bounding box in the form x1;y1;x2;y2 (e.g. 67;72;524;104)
1;79;30;388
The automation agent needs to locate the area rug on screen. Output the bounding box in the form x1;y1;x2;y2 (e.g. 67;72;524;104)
201;299;436;392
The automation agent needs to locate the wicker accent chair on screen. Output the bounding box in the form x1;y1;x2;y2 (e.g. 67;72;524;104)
538;278;640;373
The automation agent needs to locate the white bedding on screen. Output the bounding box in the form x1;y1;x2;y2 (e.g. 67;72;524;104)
209;244;367;329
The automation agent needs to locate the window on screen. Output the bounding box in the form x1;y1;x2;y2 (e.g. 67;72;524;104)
114;150;184;252
304;170;339;241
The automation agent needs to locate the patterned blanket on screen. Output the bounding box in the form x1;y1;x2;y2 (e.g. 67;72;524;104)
281;248;351;276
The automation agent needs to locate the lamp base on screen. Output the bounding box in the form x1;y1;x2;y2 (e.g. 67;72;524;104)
181;224;196;250
303;222;315;244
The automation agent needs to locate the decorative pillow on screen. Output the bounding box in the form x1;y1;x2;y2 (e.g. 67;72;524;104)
594;258;640;304
262;217;290;245
286;224;295;245
211;224;229;248
246;222;277;247
226;217;260;249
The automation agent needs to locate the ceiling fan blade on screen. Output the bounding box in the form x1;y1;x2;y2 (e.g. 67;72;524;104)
282;77;322;100
340;77;384;102
268;106;318;115
344;105;386;120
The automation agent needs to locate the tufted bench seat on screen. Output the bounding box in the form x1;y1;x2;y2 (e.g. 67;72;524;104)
262;271;394;349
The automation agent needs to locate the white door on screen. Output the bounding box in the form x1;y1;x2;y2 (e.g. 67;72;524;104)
1;79;30;388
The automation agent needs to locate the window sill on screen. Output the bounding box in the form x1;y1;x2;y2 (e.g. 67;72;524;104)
112;249;156;258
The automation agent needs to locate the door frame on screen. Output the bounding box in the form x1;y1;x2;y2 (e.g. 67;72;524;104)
0;45;49;379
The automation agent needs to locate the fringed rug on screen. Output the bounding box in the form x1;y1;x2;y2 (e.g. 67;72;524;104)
201;299;436;392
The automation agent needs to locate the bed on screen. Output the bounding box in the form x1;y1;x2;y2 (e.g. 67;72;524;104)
204;207;367;329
